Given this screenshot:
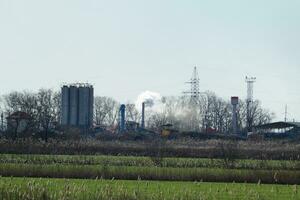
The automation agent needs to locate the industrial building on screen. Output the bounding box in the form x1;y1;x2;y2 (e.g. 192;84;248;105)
61;83;94;130
117;103;144;133
254;122;300;134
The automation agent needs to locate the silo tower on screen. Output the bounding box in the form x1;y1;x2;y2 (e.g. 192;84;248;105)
60;83;94;131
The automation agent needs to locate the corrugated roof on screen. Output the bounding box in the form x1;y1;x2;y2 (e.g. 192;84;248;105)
6;111;32;120
255;121;300;129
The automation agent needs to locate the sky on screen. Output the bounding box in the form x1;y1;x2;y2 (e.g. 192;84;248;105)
0;0;299;121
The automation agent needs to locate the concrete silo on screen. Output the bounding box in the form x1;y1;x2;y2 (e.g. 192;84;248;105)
88;86;94;127
60;83;94;131
61;86;70;125
78;86;92;128
69;86;79;126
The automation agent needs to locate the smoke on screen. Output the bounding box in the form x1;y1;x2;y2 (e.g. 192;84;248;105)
135;91;163;112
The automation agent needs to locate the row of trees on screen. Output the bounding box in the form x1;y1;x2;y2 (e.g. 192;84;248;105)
0;89;274;140
80;91;274;134
145;92;274;133
0;89;60;140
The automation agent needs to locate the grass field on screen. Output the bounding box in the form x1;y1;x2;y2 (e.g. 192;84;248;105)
1;152;300;199
1;177;300;200
1;138;300;160
1;154;300;170
1;154;300;184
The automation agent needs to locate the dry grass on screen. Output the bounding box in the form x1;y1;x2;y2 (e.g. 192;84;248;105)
0;138;300;160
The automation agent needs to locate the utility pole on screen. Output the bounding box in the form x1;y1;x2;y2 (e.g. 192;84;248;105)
245;76;256;132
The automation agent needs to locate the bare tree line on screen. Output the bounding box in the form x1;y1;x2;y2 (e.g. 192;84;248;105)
0;89;60;140
145;91;274;133
93;91;274;134
0;89;274;140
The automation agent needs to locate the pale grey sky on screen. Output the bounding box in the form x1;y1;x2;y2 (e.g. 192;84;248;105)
0;0;299;121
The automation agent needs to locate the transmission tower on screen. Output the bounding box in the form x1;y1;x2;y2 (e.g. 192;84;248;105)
184;66;200;104
245;76;256;132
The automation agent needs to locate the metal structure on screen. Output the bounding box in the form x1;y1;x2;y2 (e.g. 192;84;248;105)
231;97;239;134
184;66;200;104
141;102;145;129
245;76;256;132
119;104;126;132
284;105;288;122
61;83;94;130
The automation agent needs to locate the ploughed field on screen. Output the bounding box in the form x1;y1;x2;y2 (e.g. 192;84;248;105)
1;154;300;184
1;177;300;200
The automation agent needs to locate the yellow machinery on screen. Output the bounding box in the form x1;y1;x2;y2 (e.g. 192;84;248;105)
160;124;174;137
161;129;171;137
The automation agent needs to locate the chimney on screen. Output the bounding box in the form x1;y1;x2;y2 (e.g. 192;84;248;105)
141;102;145;129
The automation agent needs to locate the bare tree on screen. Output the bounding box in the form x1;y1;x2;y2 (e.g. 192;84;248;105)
126;103;141;122
4;91;38;116
94;96;119;126
36;89;59;141
147;92;274;134
3;91;38;138
3;89;60;140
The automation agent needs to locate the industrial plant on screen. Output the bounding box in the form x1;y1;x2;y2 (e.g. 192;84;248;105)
0;67;298;140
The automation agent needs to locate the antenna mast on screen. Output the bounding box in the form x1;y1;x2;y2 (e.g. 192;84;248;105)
284;105;288;122
245;76;256;132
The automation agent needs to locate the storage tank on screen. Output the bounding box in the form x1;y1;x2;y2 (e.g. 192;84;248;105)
89;86;94;127
69;86;79;126
60;83;94;130
61;86;70;125
78;86;91;128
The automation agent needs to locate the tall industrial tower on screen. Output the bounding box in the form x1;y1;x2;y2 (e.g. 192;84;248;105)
184;66;201;104
245;76;256;132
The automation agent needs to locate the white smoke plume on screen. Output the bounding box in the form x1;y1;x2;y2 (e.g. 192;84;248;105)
135;91;163;112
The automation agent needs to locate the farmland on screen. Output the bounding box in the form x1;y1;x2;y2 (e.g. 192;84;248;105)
1;139;300;199
1;177;300;200
1;154;300;184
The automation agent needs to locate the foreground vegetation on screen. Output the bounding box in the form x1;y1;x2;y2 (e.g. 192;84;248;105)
1;138;300;160
2;163;300;184
1;177;300;200
1;154;300;184
2;153;300;170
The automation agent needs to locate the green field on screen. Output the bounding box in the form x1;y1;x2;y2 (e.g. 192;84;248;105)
1;154;300;184
1;153;300;170
1;154;300;199
0;177;299;200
